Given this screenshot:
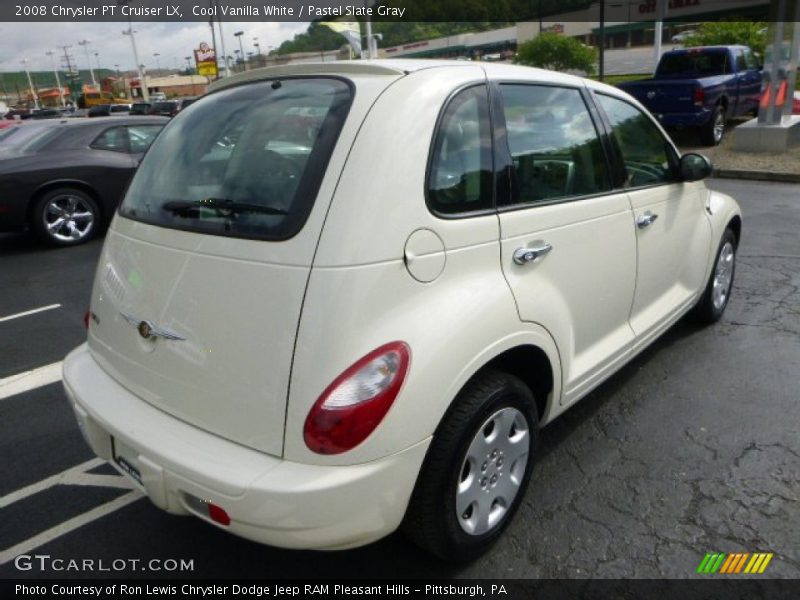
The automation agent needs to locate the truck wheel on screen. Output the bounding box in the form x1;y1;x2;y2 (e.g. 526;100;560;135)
700;106;725;146
402;370;537;562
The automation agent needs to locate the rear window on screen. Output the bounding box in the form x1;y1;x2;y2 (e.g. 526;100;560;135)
656;51;728;77
119;77;353;240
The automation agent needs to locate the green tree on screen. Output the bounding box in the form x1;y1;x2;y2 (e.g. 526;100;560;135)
682;21;767;58
514;32;597;75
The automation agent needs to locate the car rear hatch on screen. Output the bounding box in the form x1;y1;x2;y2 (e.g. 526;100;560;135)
85;69;403;456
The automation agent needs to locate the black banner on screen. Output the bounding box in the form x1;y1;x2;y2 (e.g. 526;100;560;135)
0;0;777;23
4;579;800;600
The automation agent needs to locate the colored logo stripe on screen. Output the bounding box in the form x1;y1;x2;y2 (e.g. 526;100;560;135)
698;552;774;574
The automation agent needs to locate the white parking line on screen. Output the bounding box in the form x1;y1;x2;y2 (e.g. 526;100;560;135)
0;361;63;401
0;458;105;509
0;458;141;565
0;491;142;565
0;303;61;323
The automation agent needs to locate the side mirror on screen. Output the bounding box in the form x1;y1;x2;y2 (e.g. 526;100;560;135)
680;153;713;181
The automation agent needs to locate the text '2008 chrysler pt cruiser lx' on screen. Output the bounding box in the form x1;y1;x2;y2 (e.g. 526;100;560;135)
63;60;741;561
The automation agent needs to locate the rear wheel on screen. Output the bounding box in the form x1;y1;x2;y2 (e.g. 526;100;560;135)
700;105;726;146
32;187;99;247
402;370;537;562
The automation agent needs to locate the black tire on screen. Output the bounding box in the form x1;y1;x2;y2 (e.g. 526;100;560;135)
402;370;538;562
689;228;737;324
31;187;100;247
700;105;726;146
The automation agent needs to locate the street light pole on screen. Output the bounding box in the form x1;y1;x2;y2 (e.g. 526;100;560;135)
78;40;97;86
122;26;149;102
234;31;247;71
21;58;40;110
46;50;66;107
153;53;161;72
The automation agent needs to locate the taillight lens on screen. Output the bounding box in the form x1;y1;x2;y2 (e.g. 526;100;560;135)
304;342;411;455
693;86;705;107
83;309;90;329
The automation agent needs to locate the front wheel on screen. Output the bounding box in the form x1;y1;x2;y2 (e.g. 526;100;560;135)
402;371;537;562
32;187;100;247
689;228;737;324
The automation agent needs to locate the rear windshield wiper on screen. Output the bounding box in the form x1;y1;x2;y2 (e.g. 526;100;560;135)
161;198;288;217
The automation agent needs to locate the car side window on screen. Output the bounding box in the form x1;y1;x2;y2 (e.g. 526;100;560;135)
91;127;129;153
596;94;677;188
735;50;747;71
499;84;611;205
127;125;162;154
427;85;493;215
743;48;759;70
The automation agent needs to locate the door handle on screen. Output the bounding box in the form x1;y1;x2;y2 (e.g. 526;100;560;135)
513;242;553;265
636;212;659;229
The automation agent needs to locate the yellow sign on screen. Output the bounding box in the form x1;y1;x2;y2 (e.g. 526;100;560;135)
194;42;218;78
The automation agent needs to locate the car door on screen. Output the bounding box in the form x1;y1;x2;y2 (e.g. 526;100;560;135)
593;92;712;350
495;82;637;405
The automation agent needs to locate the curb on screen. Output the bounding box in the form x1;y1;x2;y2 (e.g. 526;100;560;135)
713;169;800;184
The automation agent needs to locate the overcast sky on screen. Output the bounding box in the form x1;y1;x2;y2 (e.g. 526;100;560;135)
0;22;309;73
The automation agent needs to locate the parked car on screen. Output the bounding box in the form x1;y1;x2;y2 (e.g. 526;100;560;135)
30;108;63;120
175;97;198;113
129;102;151;116
110;104;132;116
63;61;741;561
0;116;167;245
618;45;762;145
148;100;179;117
87;104;111;118
671;29;697;44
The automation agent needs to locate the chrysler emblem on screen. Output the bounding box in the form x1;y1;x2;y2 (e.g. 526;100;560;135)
137;321;153;339
120;312;186;341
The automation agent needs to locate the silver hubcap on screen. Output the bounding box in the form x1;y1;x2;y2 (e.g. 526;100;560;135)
712;241;735;310
714;113;725;143
43;194;95;242
456;407;530;536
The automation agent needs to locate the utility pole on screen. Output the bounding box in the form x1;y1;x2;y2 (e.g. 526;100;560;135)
21;58;40;110
59;45;76;105
654;0;667;67
78;40;97;86
46;50;66;107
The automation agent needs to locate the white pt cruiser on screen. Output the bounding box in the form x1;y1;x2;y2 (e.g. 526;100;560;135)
64;60;741;562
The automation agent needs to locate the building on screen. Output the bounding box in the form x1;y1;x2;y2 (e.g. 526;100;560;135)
128;74;209;99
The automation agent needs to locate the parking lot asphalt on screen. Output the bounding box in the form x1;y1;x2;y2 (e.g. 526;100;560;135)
0;178;798;579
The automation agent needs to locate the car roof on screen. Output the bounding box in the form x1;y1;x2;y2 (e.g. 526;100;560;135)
209;59;587;93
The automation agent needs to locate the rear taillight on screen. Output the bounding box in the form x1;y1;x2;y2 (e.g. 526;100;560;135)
693;86;705;107
83;309;90;329
304;342;411;455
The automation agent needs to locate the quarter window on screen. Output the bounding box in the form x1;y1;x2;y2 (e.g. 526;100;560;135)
596;94;676;188
91;127;128;152
499;84;611;205
427;86;493;215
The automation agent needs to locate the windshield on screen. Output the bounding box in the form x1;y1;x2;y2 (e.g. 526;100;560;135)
119;77;353;240
657;50;728;77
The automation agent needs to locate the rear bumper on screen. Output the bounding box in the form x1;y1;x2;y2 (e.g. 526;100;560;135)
63;343;430;550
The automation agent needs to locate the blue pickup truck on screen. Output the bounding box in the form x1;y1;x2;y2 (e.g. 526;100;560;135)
618;45;762;145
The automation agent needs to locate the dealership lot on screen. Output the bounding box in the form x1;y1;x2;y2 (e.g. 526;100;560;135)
0;178;798;579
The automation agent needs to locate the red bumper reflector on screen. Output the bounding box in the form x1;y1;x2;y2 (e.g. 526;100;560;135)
208;503;231;526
